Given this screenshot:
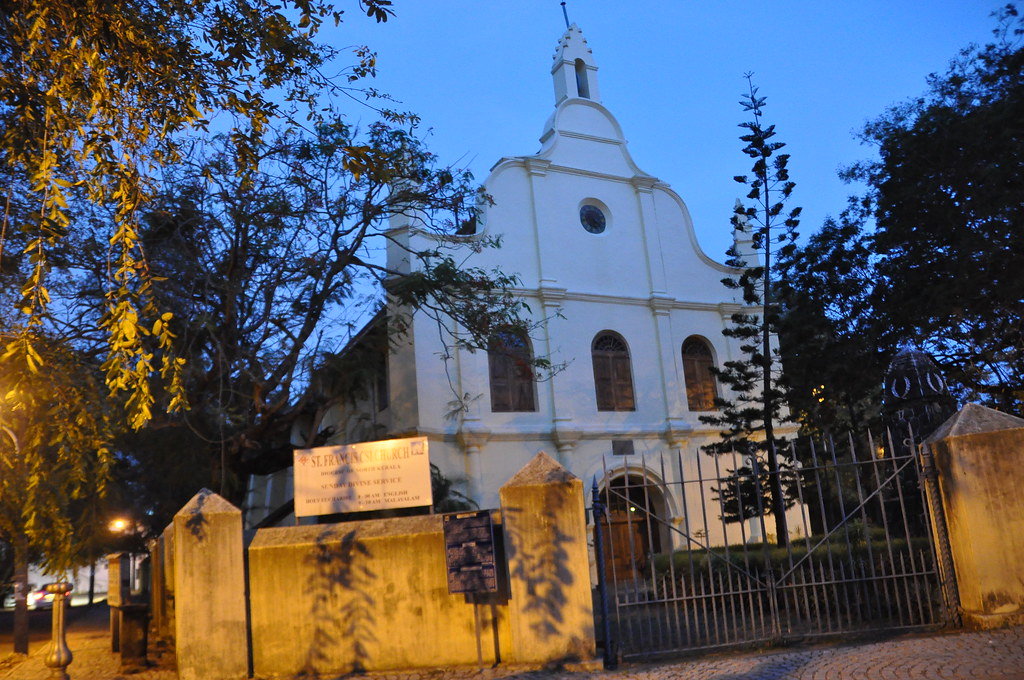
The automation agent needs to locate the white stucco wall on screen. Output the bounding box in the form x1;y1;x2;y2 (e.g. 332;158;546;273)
379;25;806;545
245;24;803;548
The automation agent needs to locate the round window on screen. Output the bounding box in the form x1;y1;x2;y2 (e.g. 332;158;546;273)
580;204;606;234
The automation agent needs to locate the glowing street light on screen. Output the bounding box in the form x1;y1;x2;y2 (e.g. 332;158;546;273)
108;518;131;533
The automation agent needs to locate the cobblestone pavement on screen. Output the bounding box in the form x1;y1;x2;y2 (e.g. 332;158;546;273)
3;606;1023;680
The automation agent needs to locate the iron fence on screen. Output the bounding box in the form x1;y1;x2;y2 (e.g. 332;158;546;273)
590;428;957;661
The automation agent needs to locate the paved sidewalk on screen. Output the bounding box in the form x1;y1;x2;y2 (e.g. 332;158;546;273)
0;605;174;680
3;606;1024;680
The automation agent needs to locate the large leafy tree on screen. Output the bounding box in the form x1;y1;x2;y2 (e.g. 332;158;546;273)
0;1;531;653
843;4;1024;414
0;334;115;654
69;118;529;510
0;0;396;428
701;76;800;545
776;199;887;435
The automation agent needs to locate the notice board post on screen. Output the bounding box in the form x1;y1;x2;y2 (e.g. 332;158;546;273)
443;510;503;667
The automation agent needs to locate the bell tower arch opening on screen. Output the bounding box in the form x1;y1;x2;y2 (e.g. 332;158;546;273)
574;58;590;98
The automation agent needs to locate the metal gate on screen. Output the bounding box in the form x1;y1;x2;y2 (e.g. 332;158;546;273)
590;429;959;662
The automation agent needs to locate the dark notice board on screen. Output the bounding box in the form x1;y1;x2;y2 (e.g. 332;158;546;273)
443;510;498;594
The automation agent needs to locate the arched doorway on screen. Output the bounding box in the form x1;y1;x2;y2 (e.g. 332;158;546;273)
598;474;667;584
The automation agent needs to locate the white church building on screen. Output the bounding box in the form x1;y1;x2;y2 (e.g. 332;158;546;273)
245;25;803;559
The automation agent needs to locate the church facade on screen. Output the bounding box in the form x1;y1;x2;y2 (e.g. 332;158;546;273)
245;25;803;551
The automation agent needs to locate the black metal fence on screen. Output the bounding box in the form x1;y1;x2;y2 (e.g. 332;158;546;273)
590;429;958;662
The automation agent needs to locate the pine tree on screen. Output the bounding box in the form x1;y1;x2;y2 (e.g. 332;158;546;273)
701;75;801;546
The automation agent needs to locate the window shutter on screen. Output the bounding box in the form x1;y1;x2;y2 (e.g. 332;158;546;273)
682;338;717;411
593;332;634;411
612;354;635;410
490;353;511;412
594;354;614;411
489;331;536;412
512;359;536;411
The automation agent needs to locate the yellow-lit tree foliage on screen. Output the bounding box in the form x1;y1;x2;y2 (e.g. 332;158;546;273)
0;0;394;428
0;333;116;653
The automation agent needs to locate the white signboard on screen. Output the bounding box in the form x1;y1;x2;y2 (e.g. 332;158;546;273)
293;437;432;517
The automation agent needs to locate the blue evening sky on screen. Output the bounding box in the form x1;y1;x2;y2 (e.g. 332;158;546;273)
327;1;999;261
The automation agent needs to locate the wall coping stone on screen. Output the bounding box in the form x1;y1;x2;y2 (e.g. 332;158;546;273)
249;511;503;550
175;488;240;517
926;403;1024;444
501;451;578;488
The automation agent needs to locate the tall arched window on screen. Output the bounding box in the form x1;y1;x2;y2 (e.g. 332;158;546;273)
682;337;718;411
592;332;635;411
488;330;537;412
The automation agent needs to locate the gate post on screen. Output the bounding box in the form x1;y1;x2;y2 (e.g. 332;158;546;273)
591;479;616;669
173;489;250;680
919;441;961;626
925;404;1024;629
499;452;598;668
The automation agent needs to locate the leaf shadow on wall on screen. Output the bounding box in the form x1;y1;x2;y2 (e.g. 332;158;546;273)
503;484;590;664
184;489;210;541
298;528;377;677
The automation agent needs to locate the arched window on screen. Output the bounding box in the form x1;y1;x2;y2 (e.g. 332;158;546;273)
592;332;635;411
682;337;718;411
488;330;536;412
574;58;590;98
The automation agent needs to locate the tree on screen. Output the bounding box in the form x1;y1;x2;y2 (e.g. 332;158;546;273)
844;4;1024;414
776;199;887;435
69;119;532;508
0;0;396;428
701;75;801;545
0;333;115;654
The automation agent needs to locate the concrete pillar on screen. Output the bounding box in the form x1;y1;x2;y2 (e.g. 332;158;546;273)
173;489;250;680
106;553;127;652
160;524;176;642
458;425;491;505
148;538;164;641
926;404;1024;629
499;452;598;668
552;427;580;469
118;604;150;671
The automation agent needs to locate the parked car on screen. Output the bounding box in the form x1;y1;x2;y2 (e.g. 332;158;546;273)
1;582;73;609
28;586;55;609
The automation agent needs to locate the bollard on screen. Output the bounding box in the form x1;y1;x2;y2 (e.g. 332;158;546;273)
44;582;73;680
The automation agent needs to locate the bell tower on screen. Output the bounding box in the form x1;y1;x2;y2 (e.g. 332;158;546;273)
550;24;601;105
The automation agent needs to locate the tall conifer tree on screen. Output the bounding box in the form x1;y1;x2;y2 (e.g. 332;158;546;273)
702;75;801;545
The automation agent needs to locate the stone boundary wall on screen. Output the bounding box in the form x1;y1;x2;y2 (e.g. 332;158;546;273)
249;513;511;676
164;452;597;678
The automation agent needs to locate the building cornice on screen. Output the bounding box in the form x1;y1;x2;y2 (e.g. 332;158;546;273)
402;424;729;444
508;287;749;315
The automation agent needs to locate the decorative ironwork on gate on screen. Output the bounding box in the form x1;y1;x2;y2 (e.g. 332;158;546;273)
590;428;958;662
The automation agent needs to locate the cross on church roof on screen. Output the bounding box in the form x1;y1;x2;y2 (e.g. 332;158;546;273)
560;1;570;29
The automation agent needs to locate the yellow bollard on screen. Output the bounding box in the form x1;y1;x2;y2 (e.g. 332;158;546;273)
44;582;73;680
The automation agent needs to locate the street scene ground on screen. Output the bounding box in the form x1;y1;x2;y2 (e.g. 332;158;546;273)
2;605;1024;680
